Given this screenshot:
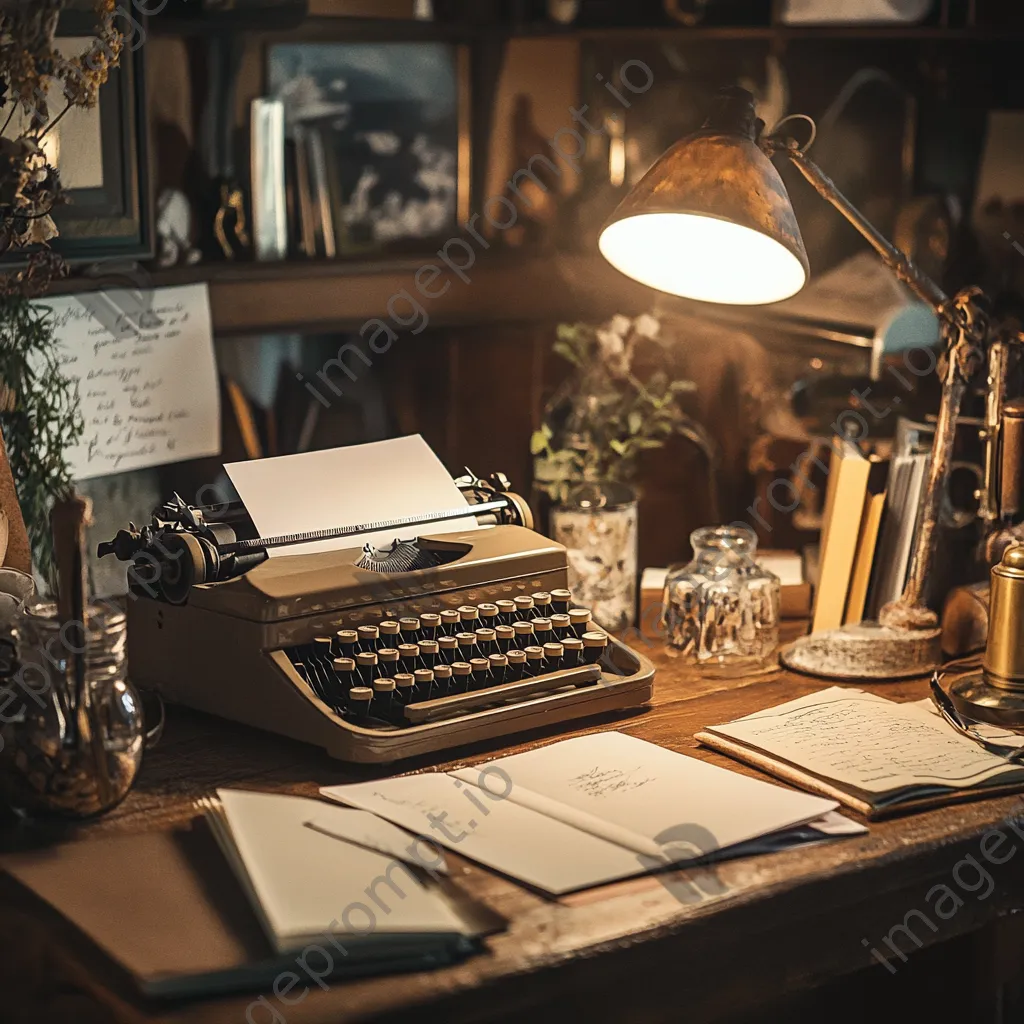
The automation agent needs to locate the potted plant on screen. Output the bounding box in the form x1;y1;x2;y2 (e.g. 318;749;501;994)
532;312;716;630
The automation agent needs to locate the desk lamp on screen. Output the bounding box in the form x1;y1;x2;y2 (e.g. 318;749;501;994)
599;86;1015;682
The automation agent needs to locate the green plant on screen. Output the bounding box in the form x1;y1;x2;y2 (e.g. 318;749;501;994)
0;287;83;574
532;313;714;506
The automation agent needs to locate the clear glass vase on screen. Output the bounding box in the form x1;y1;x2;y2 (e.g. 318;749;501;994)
0;601;150;818
663;524;780;675
550;481;638;631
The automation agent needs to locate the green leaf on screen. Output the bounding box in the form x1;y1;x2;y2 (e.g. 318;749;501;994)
528;425;552;454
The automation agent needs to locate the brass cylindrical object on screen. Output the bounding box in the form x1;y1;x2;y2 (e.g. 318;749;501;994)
982;545;1024;689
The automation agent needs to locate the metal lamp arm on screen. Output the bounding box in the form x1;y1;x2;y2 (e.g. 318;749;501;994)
766;138;951;318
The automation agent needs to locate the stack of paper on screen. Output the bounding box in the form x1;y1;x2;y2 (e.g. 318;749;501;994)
320;732;864;895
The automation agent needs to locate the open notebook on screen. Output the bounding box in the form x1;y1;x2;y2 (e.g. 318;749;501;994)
2;792;499;998
320;732;864;895
696;687;1024;819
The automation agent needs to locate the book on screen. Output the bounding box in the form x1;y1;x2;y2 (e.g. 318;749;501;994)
844;457;889;624
696;687;1024;820
250;98;287;261
292;123;317;258
867;452;929;617
321;732;864;895
2;793;498;998
812;438;872;633
306;124;336;258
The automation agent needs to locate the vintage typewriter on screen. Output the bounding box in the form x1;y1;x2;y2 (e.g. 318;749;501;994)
99;471;655;763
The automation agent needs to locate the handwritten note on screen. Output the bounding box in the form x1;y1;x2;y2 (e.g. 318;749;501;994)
705;687;1019;794
37;284;220;480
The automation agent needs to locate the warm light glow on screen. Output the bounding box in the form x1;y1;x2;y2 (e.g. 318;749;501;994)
599;212;808;305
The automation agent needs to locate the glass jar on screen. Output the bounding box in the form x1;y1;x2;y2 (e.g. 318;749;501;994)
0;600;149;817
663;524;780;675
550;481;638;631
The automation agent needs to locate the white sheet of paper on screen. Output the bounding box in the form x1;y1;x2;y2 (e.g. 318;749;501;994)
706;687;1018;794
305;807;449;873
38;284;220;480
320;773;648;895
226;435;476;556
215;790;466;950
452;732;838;858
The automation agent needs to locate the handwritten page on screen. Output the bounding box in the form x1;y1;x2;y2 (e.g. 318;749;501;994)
322;733;849;895
704;687;1020;794
319;773;644;895
39;284;220;480
226;435;477;557
451;732;837;857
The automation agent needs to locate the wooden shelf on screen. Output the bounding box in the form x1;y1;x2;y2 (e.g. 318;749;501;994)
51;254;655;336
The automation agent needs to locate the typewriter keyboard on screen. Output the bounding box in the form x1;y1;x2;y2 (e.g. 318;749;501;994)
282;591;615;727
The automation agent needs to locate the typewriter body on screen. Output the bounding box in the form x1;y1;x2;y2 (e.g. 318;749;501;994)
104;473;655;763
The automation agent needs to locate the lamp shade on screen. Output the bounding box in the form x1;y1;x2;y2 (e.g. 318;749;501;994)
598;89;810;305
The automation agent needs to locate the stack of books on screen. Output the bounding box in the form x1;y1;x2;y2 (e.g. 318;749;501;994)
809;436;929;633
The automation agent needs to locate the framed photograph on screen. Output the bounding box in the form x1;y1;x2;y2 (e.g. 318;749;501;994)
1;12;152;265
266;40;470;259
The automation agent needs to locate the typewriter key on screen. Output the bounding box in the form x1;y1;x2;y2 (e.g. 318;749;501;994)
475;628;497;658
418;639;439;670
562;637;583;668
451;661;472;694
478;603;499;625
488;653;509;684
419;612;441;640
551;589;573;616
542;642;564;671
532;617;553;643
399;617;421;642
495;624;515;653
356;651;379;687
348;686;373;723
378;648;400;676
440;609;461;630
506;649;527;681
357;624;380;653
432;663;453;697
569;608;593;638
437;635;459;665
379;620;401;642
495;599;517;626
398;642;421;674
532;592;553;616
456;631;480;661
513;595;534;620
335;629;358;659
332;656;357;698
469;657;490;690
551;614;572;642
512;620;535;642
412;668;434;701
372;677;397;722
582;631;608;664
458;605;480;627
395;674;416;716
524;645;546;676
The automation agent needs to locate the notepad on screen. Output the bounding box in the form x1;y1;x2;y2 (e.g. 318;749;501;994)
320;732;863;895
206;790;475;954
697;687;1024;819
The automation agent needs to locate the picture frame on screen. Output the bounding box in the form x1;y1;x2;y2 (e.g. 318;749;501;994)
24;11;153;265
265;37;471;260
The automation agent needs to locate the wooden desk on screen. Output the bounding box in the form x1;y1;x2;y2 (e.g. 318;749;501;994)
2;636;1023;1024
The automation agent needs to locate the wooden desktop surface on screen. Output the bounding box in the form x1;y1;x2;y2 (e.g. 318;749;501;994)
1;627;1022;1023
